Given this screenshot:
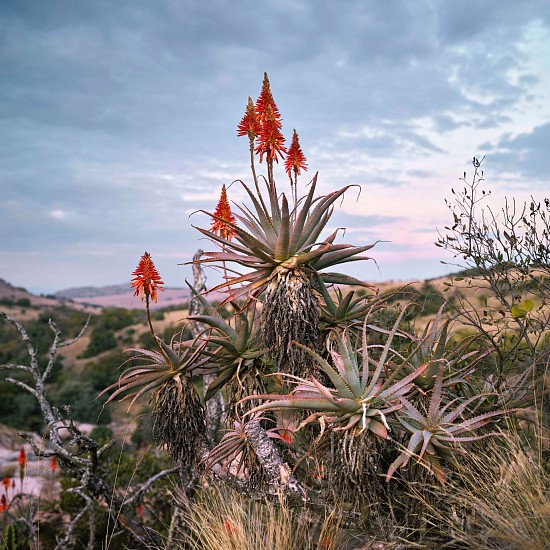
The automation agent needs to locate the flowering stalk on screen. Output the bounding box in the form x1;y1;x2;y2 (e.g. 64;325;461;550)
18;447;26;490
254;73;286;190
131;252;166;356
285;129;308;214
237;96;263;206
211;185;237;287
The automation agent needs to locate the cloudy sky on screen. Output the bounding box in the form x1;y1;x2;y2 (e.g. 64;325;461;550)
1;0;549;295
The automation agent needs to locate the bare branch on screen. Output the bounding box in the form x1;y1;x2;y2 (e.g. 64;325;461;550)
123;465;180;506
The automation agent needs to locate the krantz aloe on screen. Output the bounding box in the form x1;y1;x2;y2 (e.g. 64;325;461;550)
102;75;519;505
193;74;377;376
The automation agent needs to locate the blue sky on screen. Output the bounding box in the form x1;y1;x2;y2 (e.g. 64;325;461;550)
1;0;549;294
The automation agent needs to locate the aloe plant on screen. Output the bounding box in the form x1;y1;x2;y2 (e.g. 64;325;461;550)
383;304;488;391
101;337;207;463
195;174;377;376
243;308;429;440
315;271;381;334
386;363;509;484
188;303;266;408
201;412;286;478
100;337;204;408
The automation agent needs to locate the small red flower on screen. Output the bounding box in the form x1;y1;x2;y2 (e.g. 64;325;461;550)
237;97;261;140
281;431;293;444
320;535;334;549
50;456;58;473
18;447;27;467
223;519;236;537
211;184;237;241
131;252;164;304
285;129;307;177
0;494;7;513
18;447;27;488
136;504;144;518
1;477;10;493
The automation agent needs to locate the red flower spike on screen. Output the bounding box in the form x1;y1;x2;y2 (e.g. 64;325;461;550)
211;184;237;241
0;494;7;513
131;252;164;303
285;129;308;177
50;456;58;473
1;477;10;493
255;103;287;163
237;97;261;140
255;72;282;128
18;448;26;467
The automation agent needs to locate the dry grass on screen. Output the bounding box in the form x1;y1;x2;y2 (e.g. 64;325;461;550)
409;429;550;549
166;485;355;550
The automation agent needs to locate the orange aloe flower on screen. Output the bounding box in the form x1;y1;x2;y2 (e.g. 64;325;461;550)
255;72;282;128
131;252;164;303
237;97;261;140
285;129;307;177
254;103;286;163
50;456;58;473
18;447;26;467
18;447;26;488
1;477;10;494
254;73;286;163
211;184;236;241
0;494;7;513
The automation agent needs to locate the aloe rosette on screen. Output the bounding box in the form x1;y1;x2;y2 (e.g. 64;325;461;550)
386;364;510;484
194;173;375;303
243;309;429;440
101;338;207;463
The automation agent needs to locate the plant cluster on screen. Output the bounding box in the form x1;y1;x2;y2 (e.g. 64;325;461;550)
98;76;541;543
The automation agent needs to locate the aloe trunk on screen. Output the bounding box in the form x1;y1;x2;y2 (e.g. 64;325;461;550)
262;268;320;377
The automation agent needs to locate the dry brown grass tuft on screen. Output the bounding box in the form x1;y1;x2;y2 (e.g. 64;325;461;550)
410;429;550;549
166;484;351;550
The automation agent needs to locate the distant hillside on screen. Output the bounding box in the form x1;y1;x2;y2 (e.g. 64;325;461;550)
0;277;62;308
55;284;192;309
54;284;131;299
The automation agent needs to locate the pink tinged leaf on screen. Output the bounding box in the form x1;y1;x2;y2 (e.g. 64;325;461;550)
310;376;342;404
439;432;505;443
428;364;445;420
441;394;488;423
379;362;428;400
293;342;355;398
366;306;410;396
447;409;510;433
397;396;426;424
333;415;361;432
418;430;435;462
368;418;389;439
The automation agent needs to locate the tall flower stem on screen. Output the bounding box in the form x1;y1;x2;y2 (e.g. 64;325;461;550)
249;137;267;215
